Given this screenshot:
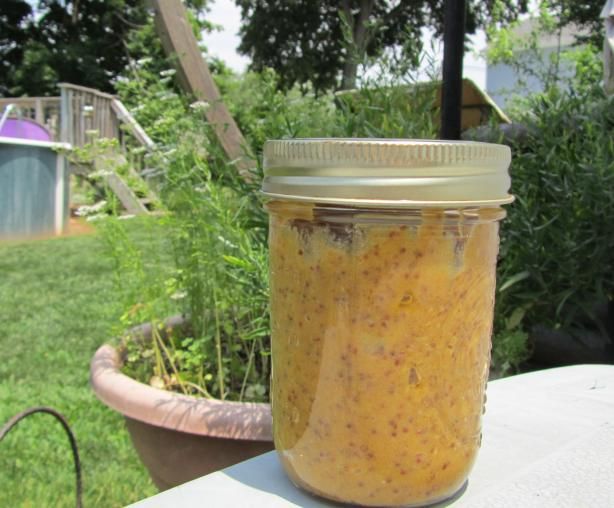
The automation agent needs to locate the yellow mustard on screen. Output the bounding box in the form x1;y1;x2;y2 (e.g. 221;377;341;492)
268;203;501;506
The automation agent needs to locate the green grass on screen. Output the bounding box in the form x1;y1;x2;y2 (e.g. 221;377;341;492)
0;218;167;507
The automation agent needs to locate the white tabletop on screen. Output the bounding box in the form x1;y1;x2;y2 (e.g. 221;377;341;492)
130;364;614;508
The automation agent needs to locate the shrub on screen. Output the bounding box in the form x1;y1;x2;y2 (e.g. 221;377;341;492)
99;56;442;400
104;41;613;393
492;81;614;373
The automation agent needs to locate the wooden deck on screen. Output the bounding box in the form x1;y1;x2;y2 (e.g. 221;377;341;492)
0;83;153;148
0;83;158;215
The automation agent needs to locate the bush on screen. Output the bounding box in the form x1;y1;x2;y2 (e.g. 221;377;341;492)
492;83;614;373
99;56;442;401
105;41;614;391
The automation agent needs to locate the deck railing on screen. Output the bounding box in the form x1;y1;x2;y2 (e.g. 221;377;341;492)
0;84;153;154
0;96;61;139
59;83;154;152
59;83;119;147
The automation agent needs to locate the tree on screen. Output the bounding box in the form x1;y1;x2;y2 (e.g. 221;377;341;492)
0;0;150;97
0;1;32;96
0;0;215;97
550;0;607;47
235;0;529;92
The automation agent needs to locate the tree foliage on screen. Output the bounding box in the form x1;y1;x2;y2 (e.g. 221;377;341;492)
0;0;150;96
235;0;529;92
552;0;607;47
0;1;32;95
0;0;211;97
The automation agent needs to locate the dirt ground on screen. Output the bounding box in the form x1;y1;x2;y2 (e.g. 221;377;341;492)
0;212;95;245
64;215;95;236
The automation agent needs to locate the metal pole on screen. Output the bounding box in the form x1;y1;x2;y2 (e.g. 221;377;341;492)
440;0;467;140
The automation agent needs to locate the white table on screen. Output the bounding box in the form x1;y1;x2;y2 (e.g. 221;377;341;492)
130;365;614;508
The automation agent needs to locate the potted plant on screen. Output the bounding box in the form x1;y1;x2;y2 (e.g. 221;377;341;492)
86;49;445;490
90;317;273;490
88;111;274;488
82;45;329;489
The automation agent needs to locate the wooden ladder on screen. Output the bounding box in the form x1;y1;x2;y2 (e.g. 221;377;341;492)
92;149;158;215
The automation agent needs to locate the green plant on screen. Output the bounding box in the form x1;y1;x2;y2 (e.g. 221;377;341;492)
98;53;271;401
100;175;270;401
220;68;340;151
486;2;563;95
100;40;445;401
334;79;438;139
491;81;614;374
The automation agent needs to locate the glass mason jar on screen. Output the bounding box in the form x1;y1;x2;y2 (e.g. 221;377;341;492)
262;139;512;507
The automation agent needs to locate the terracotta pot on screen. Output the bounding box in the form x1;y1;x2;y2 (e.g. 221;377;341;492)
90;319;273;490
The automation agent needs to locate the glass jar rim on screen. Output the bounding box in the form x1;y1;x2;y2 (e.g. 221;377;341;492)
262;138;513;207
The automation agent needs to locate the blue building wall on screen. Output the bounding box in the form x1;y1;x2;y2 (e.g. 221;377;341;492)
487;47;578;109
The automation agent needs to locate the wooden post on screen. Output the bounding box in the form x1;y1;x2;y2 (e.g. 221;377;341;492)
149;0;253;179
59;85;71;144
35;98;44;125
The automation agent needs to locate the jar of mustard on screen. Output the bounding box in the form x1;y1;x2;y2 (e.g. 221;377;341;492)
262;139;512;507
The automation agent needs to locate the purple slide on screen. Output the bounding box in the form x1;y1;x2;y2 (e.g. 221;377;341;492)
0;117;52;142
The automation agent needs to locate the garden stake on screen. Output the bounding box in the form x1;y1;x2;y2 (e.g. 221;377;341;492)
0;406;83;508
441;0;467;140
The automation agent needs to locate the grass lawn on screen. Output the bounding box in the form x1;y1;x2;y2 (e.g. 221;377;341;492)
0;218;169;507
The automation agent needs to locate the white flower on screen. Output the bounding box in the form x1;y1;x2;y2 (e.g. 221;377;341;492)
156;91;178;101
76;200;107;217
160;69;177;77
170;290;187;300
136;57;152;66
88;169;113;178
91;200;107;212
86;213;106;222
189;100;210;112
131;146;146;155
217;235;237;249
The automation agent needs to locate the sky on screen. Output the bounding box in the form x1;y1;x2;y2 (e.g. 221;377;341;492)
201;0;493;90
202;0;250;73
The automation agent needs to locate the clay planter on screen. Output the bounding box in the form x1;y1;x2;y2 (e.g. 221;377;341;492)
90;317;273;490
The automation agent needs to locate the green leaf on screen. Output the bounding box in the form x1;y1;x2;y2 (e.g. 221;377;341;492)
223;255;251;269
506;306;527;330
499;271;530;292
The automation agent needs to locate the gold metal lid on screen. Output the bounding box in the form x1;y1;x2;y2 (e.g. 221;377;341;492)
262;138;513;207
